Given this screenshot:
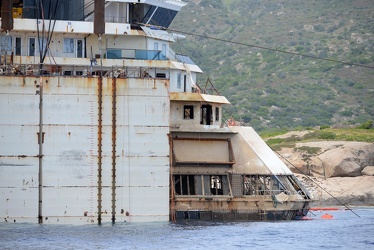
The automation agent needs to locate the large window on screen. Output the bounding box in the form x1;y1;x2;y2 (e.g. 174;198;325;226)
63;38;74;53
201;105;212;125
28;37;47;57
23;0;84;21
142;6;177;28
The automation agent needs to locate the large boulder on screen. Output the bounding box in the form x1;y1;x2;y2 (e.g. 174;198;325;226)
280;141;374;178
276;136;374;205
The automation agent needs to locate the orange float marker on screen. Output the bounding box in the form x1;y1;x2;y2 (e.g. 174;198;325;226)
321;213;333;219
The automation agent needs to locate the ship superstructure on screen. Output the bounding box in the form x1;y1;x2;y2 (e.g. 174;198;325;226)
0;0;311;224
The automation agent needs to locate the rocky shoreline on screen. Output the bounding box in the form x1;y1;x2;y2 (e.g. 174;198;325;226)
270;132;374;207
296;174;374;207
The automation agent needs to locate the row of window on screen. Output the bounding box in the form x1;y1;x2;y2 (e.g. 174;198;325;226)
0;36;84;57
183;105;220;125
174;175;228;196
173;174;291;197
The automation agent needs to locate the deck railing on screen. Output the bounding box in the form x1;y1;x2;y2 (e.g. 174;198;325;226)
0;64;170;79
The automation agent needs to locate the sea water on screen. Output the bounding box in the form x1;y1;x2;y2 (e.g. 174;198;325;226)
1;208;373;250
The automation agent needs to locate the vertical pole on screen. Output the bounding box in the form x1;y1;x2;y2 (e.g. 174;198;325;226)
38;66;44;224
169;135;176;222
111;77;117;224
97;77;103;224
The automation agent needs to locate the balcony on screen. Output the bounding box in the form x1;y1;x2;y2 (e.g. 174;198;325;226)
106;49;167;60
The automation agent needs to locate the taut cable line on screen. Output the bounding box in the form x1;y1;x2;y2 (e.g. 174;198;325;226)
138;23;374;70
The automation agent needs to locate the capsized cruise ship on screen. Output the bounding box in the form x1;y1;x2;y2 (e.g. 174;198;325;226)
0;0;312;224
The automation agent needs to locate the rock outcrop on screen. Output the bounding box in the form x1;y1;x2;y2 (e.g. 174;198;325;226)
279;141;374;178
272;134;374;206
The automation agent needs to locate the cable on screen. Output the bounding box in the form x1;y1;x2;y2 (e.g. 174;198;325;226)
139;23;374;70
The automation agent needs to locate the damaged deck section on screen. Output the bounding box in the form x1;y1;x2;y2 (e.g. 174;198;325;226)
170;126;311;221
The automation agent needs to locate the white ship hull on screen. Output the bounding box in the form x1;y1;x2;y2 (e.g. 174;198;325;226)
1;75;170;224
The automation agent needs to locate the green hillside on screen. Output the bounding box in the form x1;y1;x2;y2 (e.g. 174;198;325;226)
170;0;374;131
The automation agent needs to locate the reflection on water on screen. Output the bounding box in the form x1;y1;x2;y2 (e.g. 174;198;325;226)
1;208;373;250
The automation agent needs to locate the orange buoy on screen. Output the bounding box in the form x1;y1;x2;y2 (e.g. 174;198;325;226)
321;213;333;219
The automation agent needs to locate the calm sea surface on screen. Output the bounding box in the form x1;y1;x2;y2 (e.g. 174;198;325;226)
1;208;373;250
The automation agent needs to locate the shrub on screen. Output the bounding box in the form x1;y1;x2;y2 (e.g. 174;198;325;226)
267;138;285;145
357;120;373;129
320;125;330;130
317;131;336;140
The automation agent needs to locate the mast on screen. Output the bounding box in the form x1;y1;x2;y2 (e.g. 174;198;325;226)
94;0;106;225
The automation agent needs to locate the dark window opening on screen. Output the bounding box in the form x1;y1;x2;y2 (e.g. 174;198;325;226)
211;175;223;195
156;73;166;78
215;107;219;122
201;105;212;125
184;105;194;120
244;175;257;195
15;37;22;56
183;75;187;92
77;39;83;58
28;37;35;56
174;175;196;195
